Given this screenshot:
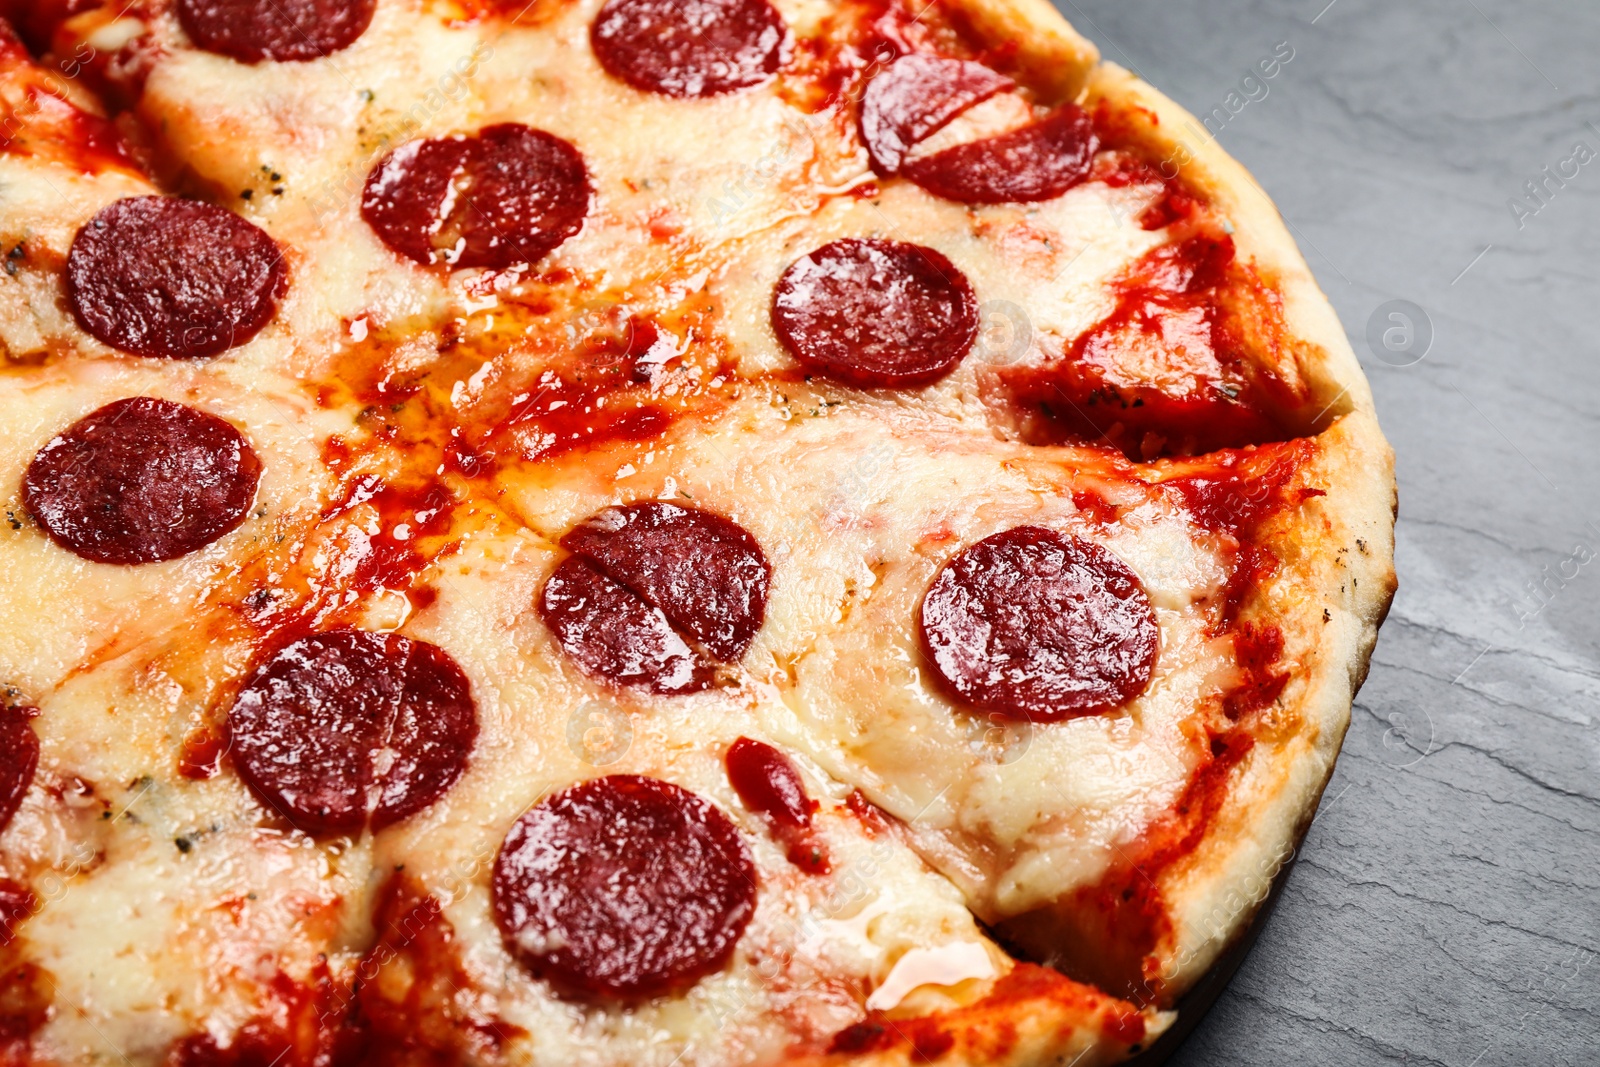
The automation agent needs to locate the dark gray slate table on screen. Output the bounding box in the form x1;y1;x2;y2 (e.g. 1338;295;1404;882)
1054;1;1600;1063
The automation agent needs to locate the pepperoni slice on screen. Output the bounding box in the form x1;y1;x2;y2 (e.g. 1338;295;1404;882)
561;503;770;662
67;197;287;360
23;398;261;565
226;630;477;835
726;737;828;875
919;527;1158;722
773;238;979;388
590;0;789;98
176;0;377;64
859;54;1015;175
0;707;40;836
362;123;591;270
902;104;1098;204
540;503;770;692
492;775;755;999
539;556;713;695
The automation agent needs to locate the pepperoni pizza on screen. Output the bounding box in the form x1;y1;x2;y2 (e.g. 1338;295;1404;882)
0;0;1395;1064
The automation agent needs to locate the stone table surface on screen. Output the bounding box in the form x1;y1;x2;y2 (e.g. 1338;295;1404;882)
1054;0;1600;1063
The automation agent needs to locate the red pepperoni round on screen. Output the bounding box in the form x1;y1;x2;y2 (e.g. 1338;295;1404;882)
590;0;789;98
492;775;755;999
919;527;1158;722
773;238;979;388
561;503;769;662
0;707;40;836
539;555;714;695
22;398;261;565
67;197;287;360
362;123;591;270
226;630;478;835
540;503;769;692
176;0;377;64
902;104;1098;204
859;54;1014;175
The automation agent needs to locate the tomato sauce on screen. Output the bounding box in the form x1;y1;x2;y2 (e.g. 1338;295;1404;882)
177;728;225;780
1158;437;1321;535
1087;144;1200;232
163;878;522;1066
316;473;458;599
343;876;524;1062
726;737;830;874
1067;729;1255;1008
999;233;1306;460
332;293;735;484
844;788;891;836
0;960;51;1060
165;966;349;1067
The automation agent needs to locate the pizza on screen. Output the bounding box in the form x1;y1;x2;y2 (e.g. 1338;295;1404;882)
0;0;1396;1064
